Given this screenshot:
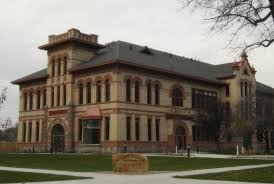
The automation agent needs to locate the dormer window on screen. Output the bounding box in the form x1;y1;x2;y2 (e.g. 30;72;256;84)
140;46;153;55
243;69;249;76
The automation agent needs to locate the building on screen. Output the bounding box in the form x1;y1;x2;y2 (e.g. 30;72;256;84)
12;29;274;153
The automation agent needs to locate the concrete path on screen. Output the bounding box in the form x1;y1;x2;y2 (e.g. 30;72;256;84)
1;163;274;184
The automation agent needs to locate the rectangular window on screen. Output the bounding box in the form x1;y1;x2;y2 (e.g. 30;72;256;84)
83;119;100;144
37;91;41;109
225;85;230;97
63;85;66;106
192;88;217;110
79;120;83;141
135;118;140;141
36;122;39;142
249;83;252;97
147;84;151;104
28;122;32;142
156;119;160;141
24;93;27;111
245;82;248;97
147;118;152;141
105;117;110;141
155;85;160;105
126;117;131;141
57;86;60;106
22;122;26;142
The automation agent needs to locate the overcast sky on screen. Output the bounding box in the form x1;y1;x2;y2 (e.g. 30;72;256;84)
0;0;273;123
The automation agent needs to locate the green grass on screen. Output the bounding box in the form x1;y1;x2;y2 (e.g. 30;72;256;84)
0;154;273;172
0;170;90;183
176;166;274;183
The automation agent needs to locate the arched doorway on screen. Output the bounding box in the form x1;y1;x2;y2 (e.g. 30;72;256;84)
51;124;65;152
175;126;186;150
271;131;274;150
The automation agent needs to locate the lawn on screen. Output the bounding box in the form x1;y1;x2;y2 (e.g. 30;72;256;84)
0;154;273;172
176;166;274;183
0;170;90;183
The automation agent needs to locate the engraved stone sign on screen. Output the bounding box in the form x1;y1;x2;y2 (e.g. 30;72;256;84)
112;153;149;173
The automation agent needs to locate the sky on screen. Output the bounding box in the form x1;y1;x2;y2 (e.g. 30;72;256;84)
0;0;273;123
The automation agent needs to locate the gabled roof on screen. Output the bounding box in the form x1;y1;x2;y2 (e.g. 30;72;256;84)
11;68;47;85
256;81;274;96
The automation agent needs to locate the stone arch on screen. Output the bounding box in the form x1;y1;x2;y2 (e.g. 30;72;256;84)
49;55;56;62
145;79;152;86
75;79;85;88
94;76;104;84
153;80;162;88
103;74;113;83
48;118;68;135
173;120;191;150
123;75;132;82
132;76;143;85
85;78;93;86
169;83;185;97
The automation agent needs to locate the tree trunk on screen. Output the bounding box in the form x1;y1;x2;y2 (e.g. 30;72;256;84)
270;0;274;21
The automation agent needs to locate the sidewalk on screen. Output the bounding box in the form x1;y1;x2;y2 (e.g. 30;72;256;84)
1;163;274;184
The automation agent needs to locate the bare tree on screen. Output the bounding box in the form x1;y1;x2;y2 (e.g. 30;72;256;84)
180;0;274;51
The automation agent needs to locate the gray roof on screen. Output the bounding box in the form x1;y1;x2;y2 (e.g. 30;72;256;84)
11;41;274;95
256;81;274;96
11;68;47;84
72;41;234;84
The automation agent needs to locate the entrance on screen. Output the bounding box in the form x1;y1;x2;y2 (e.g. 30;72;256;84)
51;124;65;152
175;126;186;150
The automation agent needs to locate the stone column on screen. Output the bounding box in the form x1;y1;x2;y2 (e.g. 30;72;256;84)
19;91;24;111
32;120;36;143
66;103;74;152
152;116;156;141
55;62;58;77
26;94;30;111
131;114;136;141
33;92;37;111
17;121;23;142
101;83;105;102
39;120;43;142
91;84;96;103
83;85;87;104
151;86;155;105
140;115;147;141
54;86;58;107
60;60;64;75
26;121;29;143
40;91;43;109
60;85;64;106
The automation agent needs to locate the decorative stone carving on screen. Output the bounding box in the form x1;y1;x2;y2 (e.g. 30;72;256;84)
112;153;149;173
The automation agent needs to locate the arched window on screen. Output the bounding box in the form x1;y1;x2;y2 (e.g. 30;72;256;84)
79;83;84;105
29;91;33;110
43;89;47;108
23;92;27;111
58;58;61;75
37;90;41;109
155;84;160;105
172;88;183;106
126;79;131;102
147;82;151;104
97;81;102;102
87;82;92;104
63;57;67;75
51;60;55;76
105;79;110;102
135;81;140;103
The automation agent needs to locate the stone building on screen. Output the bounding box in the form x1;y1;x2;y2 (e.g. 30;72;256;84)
12;28;274;153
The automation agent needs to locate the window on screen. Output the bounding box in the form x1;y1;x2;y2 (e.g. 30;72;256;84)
126;79;131;102
249;83;252;97
36;122;39;142
156;119;160;141
29;91;33;110
192;88;217;111
63;85;66;106
58;59;61;75
245;82;248;97
51;60;55;76
79;83;84;105
225;85;230;97
51;87;54;107
135;81;140;103
241;82;243;97
36;90;41;109
83;119;100;144
126;117;131;141
63;57;67;74
135;118;140;141
57;86;60;106
155;84;160;105
28;122;32;142
105;79;110;102
172;88;182;106
192;125;209;141
79;120;83;141
147;83;151;104
105;117;110;141
87;82;92;104
43;89;47;108
24;92;27;111
97;81;102;102
147;118;152;141
22;122;26;142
